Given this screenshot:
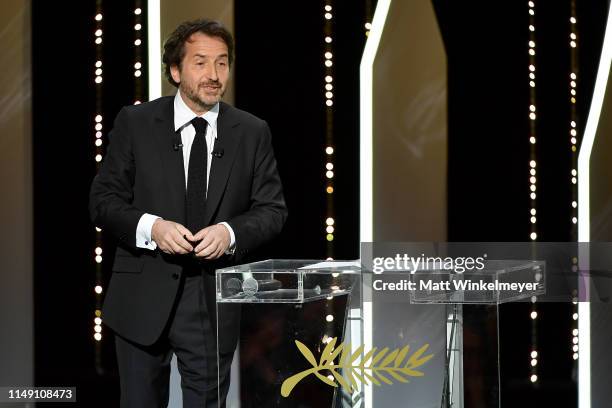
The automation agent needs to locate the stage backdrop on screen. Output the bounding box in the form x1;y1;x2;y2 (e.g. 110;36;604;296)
370;0;448;406
372;0;447;242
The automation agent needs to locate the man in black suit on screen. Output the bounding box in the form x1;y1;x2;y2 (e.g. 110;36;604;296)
89;19;287;408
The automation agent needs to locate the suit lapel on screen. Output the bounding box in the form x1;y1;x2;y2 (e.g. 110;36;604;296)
154;97;187;224
204;102;241;225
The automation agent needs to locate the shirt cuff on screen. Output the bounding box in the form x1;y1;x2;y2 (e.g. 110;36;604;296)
136;213;161;250
218;222;236;255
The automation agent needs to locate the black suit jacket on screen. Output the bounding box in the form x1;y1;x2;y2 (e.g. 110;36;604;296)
89;96;287;347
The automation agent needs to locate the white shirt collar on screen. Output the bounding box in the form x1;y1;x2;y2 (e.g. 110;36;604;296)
173;90;219;134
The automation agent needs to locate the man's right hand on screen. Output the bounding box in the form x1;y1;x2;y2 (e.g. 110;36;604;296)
151;219;194;255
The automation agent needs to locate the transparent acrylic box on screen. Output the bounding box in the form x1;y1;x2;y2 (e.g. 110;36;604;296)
215;260;362;408
366;260;545;408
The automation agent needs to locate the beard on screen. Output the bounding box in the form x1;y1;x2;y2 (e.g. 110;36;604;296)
180;80;225;112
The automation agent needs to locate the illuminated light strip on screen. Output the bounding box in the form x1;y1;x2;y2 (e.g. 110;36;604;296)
527;0;538;243
323;2;335;256
527;0;539;384
93;2;104;347
360;1;391;406
322;2;339;399
578;3;612;407
568;0;580;380
360;0;391;244
134;3;144;104
147;0;161;100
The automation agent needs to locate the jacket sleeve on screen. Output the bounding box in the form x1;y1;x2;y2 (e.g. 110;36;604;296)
228;120;288;256
89;107;145;249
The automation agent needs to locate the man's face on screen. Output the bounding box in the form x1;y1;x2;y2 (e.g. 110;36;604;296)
171;32;230;113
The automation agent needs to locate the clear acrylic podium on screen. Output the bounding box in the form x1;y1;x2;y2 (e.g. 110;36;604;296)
216;259;544;408
216;260;362;408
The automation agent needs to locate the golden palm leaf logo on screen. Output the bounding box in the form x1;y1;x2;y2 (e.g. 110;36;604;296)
280;338;434;397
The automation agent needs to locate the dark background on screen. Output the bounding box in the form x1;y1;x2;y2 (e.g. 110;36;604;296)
31;0;609;406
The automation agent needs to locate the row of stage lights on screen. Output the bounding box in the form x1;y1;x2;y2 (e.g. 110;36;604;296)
527;0;582;384
92;3;144;348
133;4;144;105
322;1;337;387
527;0;539;385
93;2;104;344
320;6;376;393
323;2;335;251
528;0;537;243
569;0;579;368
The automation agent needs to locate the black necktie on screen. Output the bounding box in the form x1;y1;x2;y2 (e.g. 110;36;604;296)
186;117;208;233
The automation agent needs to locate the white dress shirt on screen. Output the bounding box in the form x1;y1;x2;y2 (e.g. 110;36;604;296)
135;91;236;251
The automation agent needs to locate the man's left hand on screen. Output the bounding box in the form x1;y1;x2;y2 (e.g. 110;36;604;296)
193;224;231;260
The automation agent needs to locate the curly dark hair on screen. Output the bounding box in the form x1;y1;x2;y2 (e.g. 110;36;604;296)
162;19;234;88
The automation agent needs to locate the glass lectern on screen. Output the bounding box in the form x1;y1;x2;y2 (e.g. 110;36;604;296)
216;259;544;408
216;260;362;408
